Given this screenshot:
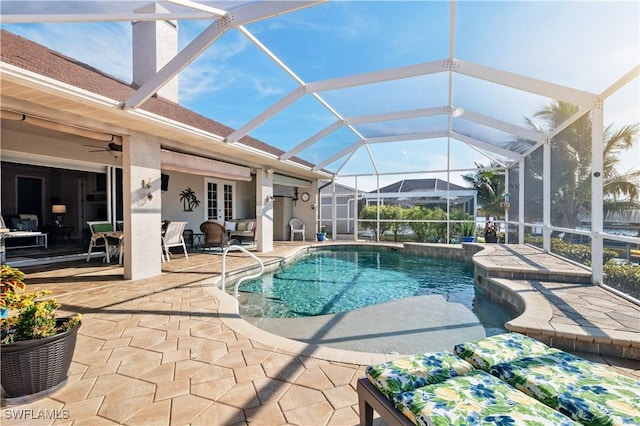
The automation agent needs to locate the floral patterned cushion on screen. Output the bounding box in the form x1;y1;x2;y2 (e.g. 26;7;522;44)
366;351;475;400
454;332;556;371
396;370;580;426
489;350;640;426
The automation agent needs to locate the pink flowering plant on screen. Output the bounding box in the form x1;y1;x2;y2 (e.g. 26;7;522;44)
0;265;81;344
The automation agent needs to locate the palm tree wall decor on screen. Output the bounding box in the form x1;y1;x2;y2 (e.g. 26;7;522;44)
179;187;201;212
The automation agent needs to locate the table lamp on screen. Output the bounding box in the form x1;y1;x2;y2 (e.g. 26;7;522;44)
52;204;67;226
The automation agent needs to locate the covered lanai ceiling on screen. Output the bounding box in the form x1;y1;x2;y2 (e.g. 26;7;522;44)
2;1;639;189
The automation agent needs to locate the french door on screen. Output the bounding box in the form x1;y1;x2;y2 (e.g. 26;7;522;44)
205;178;235;223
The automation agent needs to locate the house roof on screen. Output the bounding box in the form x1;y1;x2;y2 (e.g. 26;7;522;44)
0;29;318;172
373;178;467;194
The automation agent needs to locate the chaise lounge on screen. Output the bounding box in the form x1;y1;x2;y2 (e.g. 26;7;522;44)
358;333;640;426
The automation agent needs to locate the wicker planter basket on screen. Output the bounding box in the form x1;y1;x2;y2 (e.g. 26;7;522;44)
1;319;80;401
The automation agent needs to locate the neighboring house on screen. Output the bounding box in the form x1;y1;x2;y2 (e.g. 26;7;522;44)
364;178;476;215
316;179;476;237
0;29;328;280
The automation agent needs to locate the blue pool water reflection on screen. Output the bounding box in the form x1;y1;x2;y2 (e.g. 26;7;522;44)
237;247;515;335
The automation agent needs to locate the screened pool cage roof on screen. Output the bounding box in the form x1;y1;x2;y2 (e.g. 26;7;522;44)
2;1;639;189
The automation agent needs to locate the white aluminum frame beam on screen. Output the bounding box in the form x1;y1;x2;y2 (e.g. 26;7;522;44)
314;141;365;171
460;110;545;143
0;12;215;23
124;1;325;110
280;121;344;161
365;131;449;145
313;131;450;171
457;60;598;107
162;0;227;16
283;105;540;163
314;129;519;171
450;132;520;159
281;107;446;161
227;60;446;143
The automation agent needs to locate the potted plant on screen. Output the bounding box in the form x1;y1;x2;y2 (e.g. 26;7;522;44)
0;265;26;318
1;265;81;402
317;225;327;242
461;221;476;243
179;187;201;212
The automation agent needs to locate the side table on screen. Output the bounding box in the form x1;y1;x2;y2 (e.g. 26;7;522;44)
53;226;74;244
192;233;205;250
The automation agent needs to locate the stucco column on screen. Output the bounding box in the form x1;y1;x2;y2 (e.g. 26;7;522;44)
256;169;273;252
122;135;162;280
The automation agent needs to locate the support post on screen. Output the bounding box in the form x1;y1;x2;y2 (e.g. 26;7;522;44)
591;103;605;284
518;158;525;244
504;170;509;244
543;139;551;252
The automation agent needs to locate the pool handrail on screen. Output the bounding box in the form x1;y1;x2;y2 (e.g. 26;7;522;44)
221;244;265;297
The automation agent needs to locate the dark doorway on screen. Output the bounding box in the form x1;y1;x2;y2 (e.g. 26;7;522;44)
17;176;43;222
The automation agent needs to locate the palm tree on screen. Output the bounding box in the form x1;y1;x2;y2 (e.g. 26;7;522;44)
520;101;639;228
462;162;506;219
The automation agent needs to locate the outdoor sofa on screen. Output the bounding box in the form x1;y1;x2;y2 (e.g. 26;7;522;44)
358;333;640;426
224;218;256;243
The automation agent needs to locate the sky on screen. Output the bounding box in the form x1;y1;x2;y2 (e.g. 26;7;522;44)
1;0;639;191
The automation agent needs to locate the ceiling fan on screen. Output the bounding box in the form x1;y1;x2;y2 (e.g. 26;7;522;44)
85;142;123;156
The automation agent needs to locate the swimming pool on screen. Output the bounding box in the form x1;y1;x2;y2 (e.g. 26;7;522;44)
236;246;515;336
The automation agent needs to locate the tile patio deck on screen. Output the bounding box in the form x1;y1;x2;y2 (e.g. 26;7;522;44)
2;242;639;425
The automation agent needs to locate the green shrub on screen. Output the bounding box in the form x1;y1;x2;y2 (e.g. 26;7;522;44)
524;237;617;265
603;262;640;300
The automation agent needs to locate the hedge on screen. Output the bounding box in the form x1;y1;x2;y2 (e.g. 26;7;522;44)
603;262;640;300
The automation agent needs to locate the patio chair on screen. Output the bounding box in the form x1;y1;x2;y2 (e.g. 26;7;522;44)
289;218;305;241
199;220;228;250
86;221;121;263
161;221;189;262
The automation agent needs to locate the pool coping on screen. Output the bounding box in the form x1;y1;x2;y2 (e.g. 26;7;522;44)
202;242;640;363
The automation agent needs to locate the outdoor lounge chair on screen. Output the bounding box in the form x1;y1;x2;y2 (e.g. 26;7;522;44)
359;350;579;426
161;221;189;262
454;333;640;425
199;220;228;250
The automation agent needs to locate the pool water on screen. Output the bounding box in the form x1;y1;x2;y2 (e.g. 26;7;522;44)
237;247;515;334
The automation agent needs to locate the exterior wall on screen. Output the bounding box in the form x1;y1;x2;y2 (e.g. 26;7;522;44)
160;171;256;235
160;170;204;234
235;179;256;219
291;183;319;240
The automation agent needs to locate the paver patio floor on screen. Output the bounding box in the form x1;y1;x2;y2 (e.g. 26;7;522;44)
2;242;639;425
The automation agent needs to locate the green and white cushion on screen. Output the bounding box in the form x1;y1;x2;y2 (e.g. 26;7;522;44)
396;370;580;426
489;350;640;426
366;351;475;400
453;332;556;371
